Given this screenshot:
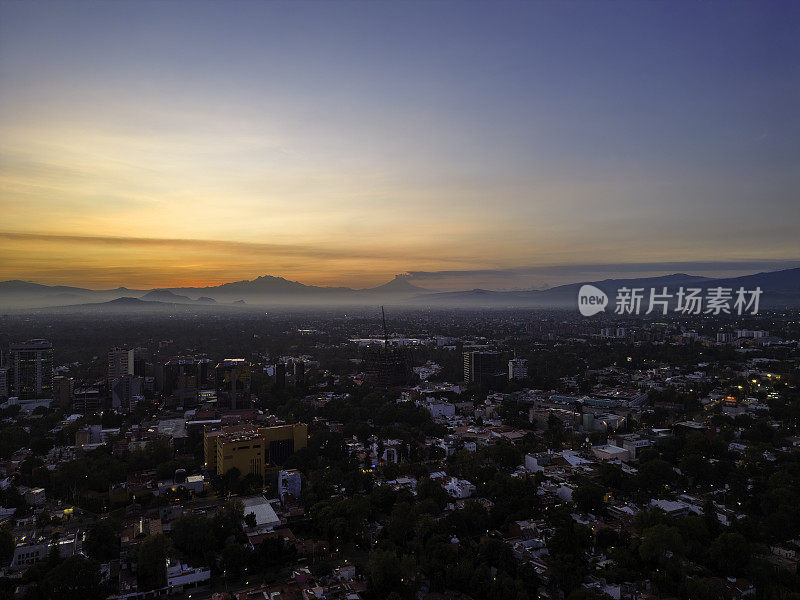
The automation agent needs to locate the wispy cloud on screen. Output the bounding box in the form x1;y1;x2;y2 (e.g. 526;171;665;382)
0;230;469;288
0;231;431;262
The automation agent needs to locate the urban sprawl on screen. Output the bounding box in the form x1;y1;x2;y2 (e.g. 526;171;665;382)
0;309;798;600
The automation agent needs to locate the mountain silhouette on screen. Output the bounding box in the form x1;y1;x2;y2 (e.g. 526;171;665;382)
1;268;799;309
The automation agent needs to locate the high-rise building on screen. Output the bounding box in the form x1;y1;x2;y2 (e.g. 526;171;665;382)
215;358;251;409
164;357;211;405
463;350;505;389
293;360;305;386
9;340;54;400
52;375;74;409
0;366;9;400
132;347;150;377
508;357;529;380
153;340;176;393
362;344;413;388
111;374;143;412
274;362;286;389
72;386;102;414
108;347;134;380
362;307;414;389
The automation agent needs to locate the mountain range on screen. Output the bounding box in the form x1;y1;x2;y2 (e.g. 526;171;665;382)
1;268;799;310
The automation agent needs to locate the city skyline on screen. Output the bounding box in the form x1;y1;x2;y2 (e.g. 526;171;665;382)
1;1;798;291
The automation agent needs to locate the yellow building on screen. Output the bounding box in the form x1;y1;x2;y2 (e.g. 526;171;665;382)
204;423;308;482
216;430;266;481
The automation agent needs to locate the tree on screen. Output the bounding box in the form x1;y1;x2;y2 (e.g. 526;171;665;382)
369;548;416;598
84;520;120;562
573;483;605;514
598;463;625;490
684;577;728;600
703;499;722;537
238;473;264;495
637;458;675;494
222;543;249;577
708;532;749;577
595;527;620;550
222;466;242;492
137;534;170;590
677;515;711;561
0;528;14;563
477;538;516;575
548;553;587;595
212;500;245;548
30;436;54;457
254;536;297;570
548;518;592;557
417;477;449;511
171;514;215;564
42;555;104;600
638;524;683;565
387;502;415;545
446;500;490;539
567;589;614;600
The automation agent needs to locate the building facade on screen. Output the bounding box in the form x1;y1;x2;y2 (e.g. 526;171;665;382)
508;357;529;380
9;339;53;400
108;347;134;380
204;423;308;482
215;358;251;409
463;350;505;389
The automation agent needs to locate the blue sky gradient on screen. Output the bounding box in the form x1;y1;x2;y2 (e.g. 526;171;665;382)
0;1;798;289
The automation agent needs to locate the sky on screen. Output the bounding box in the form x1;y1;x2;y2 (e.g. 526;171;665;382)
0;0;798;291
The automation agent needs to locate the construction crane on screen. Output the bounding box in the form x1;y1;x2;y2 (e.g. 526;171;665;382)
381;306;388;346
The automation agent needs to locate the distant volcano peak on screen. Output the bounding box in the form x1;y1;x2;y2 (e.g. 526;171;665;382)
365;275;431;293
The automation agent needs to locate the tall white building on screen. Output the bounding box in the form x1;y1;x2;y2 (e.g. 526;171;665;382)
108;347;134;380
508;357;528;380
278;469;302;504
